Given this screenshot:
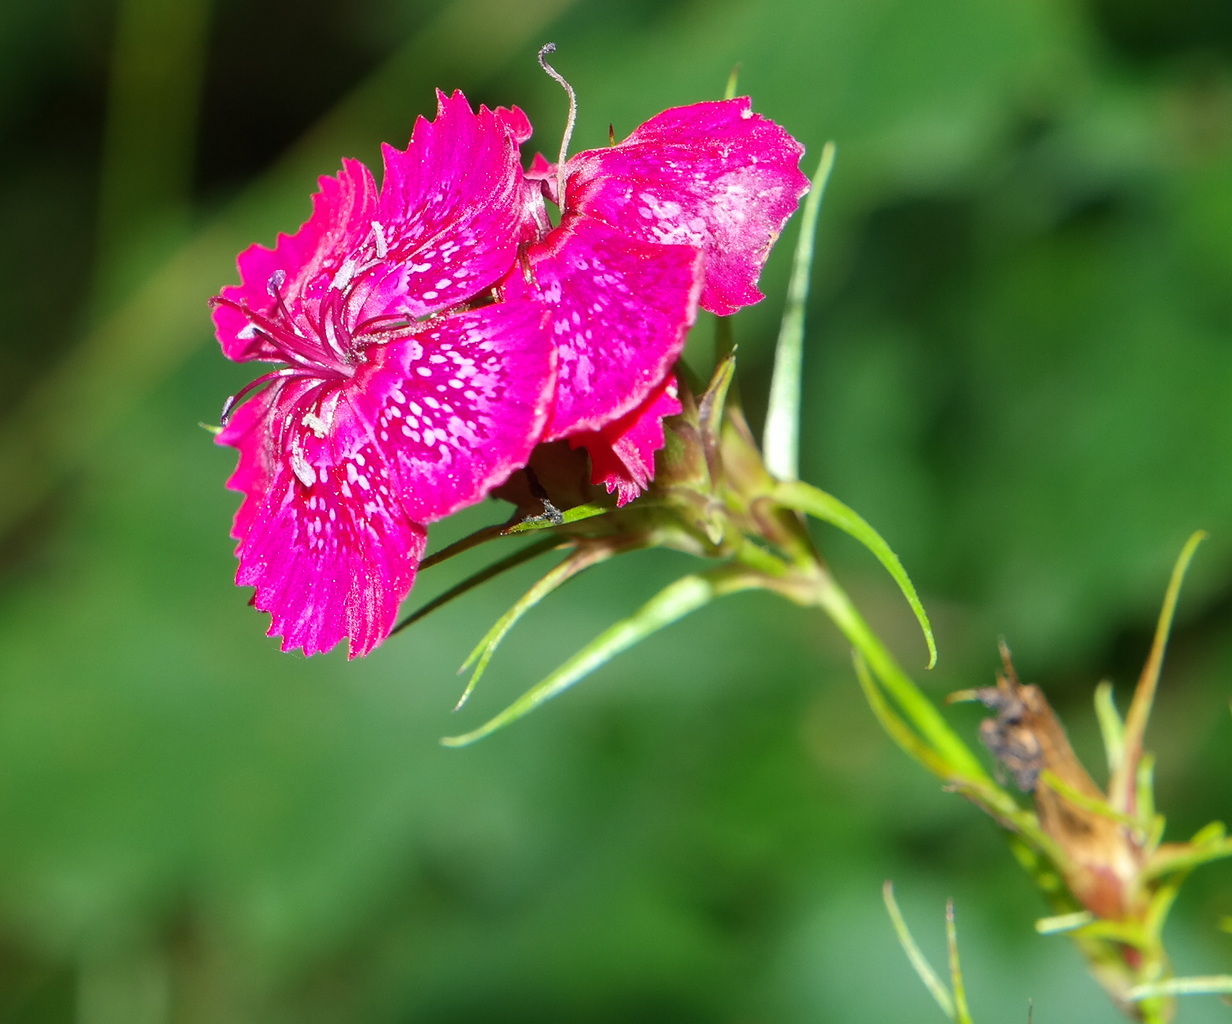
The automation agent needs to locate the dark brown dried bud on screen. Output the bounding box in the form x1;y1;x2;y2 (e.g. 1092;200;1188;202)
971;643;1143;921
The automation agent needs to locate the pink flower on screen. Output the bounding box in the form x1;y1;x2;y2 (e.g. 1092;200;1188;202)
212;85;808;656
213;92;554;657
512;97;809;502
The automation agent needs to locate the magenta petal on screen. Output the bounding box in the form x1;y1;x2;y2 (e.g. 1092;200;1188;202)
570;374;682;506
374;91;530;317
217;386;278;549
495;104;533;144
506;217;701;439
211;90;552;657
346;302;556;523
217;380;426;658
216;297;553;655
564;97;809;316
214;158;380;363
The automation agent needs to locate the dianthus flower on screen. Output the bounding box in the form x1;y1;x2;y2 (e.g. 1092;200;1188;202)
508;97;810;504
213;93;554;657
214;82;808;657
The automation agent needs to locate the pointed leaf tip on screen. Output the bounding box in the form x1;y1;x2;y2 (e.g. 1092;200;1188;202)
882;882;955;1020
763;142;836;482
776;480;937;668
453;545;615;713
442;569;757;746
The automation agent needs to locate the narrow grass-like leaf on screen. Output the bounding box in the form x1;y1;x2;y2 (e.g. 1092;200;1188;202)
1036;770;1135;828
1111;530;1206;812
854;654;952;779
1187;820;1228;845
882;882;955;1020
420;523;518;571
762;142;836;482
1093;681;1124;778
391;536;563;636
1143;834;1232;881
415;501;612;577
724;65;740;101
1136;753;1157;830
778;479;936;669
1129;976;1232;999
945;901;975;1024
503;500;614;533
1035;911;1095;935
1046;918;1146;945
813;571;982;782
456;544;619;709
442;568;759;746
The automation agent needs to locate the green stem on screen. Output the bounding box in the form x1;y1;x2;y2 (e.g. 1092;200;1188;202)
812;571;990;784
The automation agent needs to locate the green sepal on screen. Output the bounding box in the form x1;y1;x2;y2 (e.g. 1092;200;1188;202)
698;351;737;491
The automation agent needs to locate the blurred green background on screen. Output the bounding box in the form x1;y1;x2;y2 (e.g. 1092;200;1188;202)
1;0;1230;1020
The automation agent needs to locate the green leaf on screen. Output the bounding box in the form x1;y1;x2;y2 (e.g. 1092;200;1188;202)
811;571;997;793
1035;911;1095;935
881;882;957;1021
502;500;613;534
455;544;619;710
945;901;975;1024
1128;976;1232;999
1110;530;1207;814
391;536;563;637
774;479;937;669
723;64;740;101
1143;832;1232;882
853;654;952;779
1035;770;1135;828
418;523;518;571
763;142;837;482
1093;681;1124;778
442;568;760;746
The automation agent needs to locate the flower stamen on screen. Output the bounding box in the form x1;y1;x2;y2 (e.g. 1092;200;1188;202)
219;366;300;424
